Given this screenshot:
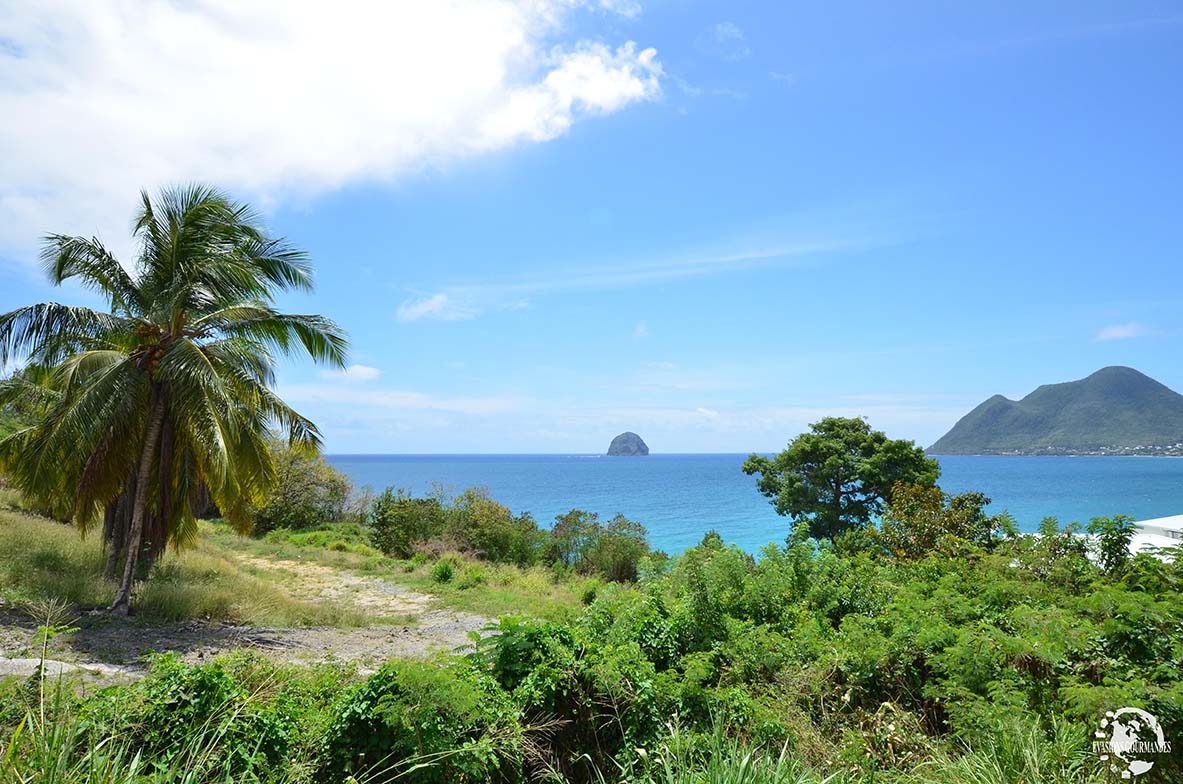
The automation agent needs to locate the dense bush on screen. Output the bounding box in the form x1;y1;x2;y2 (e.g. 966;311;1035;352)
318;658;523;783
452;488;543;566
76;651;356;778
876;482;1015;559
368;487;654;582
252;440;353;535
5;504;1181;783
369;488;447;558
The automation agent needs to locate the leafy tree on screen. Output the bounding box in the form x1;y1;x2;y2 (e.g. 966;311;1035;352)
877;482;1014;559
743;417;938;543
1087;514;1138;574
547;509;601;569
450;488;541;566
590;514;650;582
0;185;346;615
545;509;651;581
252;439;353;535
368;489;447;558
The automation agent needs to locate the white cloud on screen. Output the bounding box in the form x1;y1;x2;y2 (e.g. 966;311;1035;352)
319;364;381;382
695;407;720;417
633;320;650;339
1095;323;1149;341
396;293;480;323
0;1;662;265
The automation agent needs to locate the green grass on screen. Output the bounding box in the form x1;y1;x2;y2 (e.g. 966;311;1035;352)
0;509;372;627
205;521;595;621
389;552;601;621
0;501;591;627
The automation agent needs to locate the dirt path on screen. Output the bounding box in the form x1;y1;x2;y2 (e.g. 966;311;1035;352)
0;556;491;680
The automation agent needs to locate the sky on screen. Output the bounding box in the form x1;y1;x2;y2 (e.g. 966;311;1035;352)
1;1;1181;453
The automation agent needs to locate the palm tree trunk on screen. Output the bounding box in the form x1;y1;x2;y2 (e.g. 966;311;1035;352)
102;476;135;580
110;385;165;617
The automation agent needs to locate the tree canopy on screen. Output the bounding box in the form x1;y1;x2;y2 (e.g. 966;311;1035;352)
0;185;347;614
742;416;939;543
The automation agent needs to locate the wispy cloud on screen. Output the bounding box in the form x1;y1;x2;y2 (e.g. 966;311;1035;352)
280;383;521;415
396;293;480;323
319;364;382;382
0;1;661;265
697;22;751;61
1095;322;1149;341
633;321;650;339
395;237;868;321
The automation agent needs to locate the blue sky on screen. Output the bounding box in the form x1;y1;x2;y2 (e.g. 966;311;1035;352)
1;1;1181;453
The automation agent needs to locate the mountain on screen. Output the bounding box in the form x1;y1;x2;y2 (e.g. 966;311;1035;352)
930;367;1183;455
607;432;649;456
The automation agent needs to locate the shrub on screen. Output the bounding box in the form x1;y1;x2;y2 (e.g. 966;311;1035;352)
877;482;1013;559
432;556;456;584
546;509;652;582
589;514;650;582
369;488;447;558
252;441;353;535
317;659;523;783
84;653;294;775
451;488;542;566
1087;514;1138;574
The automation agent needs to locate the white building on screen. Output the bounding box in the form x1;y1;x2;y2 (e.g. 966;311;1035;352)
1132;514;1183;556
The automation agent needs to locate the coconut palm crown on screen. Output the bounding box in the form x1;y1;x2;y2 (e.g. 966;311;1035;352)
0;185;347;615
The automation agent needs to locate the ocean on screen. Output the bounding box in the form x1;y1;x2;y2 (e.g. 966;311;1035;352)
326;454;1183;555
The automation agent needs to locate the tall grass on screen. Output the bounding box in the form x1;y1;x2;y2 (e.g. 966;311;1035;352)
597;724;846;784
2;674;297;784
908;718;1098;784
0;509;371;627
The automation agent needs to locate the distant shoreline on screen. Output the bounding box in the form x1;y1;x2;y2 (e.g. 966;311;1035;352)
325;452;1183;459
928;452;1183;458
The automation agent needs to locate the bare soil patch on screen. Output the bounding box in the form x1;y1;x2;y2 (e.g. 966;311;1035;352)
0;555;489;679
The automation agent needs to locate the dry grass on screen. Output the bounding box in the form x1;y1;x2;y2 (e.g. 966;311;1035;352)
0;508;373;627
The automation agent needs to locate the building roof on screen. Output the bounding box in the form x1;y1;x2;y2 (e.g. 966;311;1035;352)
1136;514;1183;533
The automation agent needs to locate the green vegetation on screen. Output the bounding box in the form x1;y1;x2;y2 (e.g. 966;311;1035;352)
743;417;939;543
0;185;347;615
0;198;1176;783
3;494;1179;782
929;365;1183;454
252;439;355;536
876;483;1014;559
0;499;592;626
0;507;371;627
367;486;659;584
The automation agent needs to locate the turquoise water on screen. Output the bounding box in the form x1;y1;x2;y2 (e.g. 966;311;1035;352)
326;454;1183;555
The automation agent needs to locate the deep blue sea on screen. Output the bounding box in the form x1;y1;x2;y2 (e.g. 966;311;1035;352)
326;454;1183;555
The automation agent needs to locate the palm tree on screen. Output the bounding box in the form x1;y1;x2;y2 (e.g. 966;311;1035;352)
0;185;347;615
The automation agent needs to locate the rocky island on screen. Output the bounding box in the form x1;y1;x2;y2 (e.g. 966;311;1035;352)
607;432;649;456
930;366;1183;455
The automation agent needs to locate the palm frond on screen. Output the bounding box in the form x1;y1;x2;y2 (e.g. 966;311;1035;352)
0;304;137;365
40;235;142;314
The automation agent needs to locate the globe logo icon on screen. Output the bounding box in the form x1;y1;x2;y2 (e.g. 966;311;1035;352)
1095;708;1168;779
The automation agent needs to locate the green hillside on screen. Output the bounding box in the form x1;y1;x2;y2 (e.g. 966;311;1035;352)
930;366;1183;454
